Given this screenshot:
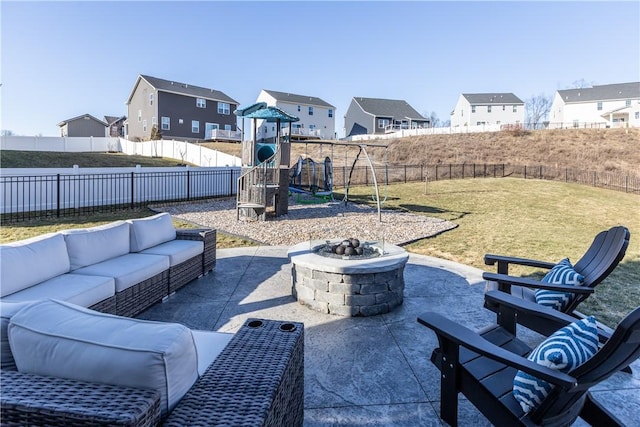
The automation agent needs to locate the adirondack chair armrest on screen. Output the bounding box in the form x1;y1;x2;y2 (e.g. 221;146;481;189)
417;312;577;388
483;272;595;294
484;253;557;272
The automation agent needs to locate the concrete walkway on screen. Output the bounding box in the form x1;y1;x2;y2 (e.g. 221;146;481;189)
137;246;640;426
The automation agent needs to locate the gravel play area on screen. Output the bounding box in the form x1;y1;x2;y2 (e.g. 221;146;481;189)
153;197;457;246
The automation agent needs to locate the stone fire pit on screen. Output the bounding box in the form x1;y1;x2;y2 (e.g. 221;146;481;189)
287;239;409;316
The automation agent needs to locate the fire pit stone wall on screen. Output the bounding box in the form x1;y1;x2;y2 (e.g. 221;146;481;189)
287;240;409;317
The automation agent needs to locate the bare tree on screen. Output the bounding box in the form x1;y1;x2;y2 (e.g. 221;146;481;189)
525;93;552;129
1;129;15;136
422;111;440;127
571;78;594;89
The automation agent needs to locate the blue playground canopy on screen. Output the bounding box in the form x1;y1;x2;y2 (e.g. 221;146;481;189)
234;103;299;123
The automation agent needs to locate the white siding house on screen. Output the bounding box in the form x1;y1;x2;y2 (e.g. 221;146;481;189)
254;90;336;141
549;82;640;128
450;93;524;128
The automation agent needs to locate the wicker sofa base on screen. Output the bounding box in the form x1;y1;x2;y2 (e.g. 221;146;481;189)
115;271;169;318
88;295;117;315
1;319;304;427
0;370;161;427
164;318;304;427
168;255;203;295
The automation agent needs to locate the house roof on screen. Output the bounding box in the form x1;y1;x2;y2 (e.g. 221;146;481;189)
262;90;335;109
131;74;238;104
104;115;126;125
462;93;524;105
57;114;108;127
557;82;640;103
353;97;427;120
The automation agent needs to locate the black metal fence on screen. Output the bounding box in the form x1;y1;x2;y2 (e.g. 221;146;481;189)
2;164;636;224
1;168;240;223
332;164;640;195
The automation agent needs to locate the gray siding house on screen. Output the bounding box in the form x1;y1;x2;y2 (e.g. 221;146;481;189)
125;75;239;141
57;114;108;137
344;97;429;137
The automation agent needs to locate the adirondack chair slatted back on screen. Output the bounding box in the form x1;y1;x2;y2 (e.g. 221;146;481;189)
531;306;640;423
567;226;630;311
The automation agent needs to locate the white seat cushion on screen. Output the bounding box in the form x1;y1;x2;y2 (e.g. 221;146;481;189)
62;221;131;270
8;299;198;418
0;301;35;370
2;273;114;308
0;233;71;297
71;253;169;292
128;213;177;252
141;240;204;267
191;329;234;376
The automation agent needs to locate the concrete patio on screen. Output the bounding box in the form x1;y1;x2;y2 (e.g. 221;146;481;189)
137;246;640;426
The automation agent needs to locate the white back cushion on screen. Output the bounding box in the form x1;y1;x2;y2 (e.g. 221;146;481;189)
8;299;198;417
1;301;34;370
62;221;130;270
128;213;177;252
0;233;71;296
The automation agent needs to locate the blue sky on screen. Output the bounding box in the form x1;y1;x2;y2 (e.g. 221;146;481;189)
1;1;639;137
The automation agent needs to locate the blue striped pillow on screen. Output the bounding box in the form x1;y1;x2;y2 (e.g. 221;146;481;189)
513;316;599;413
535;258;584;311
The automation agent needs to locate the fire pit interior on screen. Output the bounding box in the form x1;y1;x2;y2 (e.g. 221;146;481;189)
288;239;408;317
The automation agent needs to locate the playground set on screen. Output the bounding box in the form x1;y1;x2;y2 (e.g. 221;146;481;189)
234;103;388;221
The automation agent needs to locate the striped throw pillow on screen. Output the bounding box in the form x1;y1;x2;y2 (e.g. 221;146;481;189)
535;258;584;311
513;316;599;413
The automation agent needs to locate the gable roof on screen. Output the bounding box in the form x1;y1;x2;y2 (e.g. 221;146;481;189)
104;115;126;125
353;97;427;120
57;114;108;127
462;93;524;105
556;82;640;103
262;89;335;109
128;74;238;104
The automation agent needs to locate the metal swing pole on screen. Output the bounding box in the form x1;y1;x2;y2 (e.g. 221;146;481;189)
359;145;382;222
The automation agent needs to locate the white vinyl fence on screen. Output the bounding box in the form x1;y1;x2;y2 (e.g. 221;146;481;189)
1;136;241;167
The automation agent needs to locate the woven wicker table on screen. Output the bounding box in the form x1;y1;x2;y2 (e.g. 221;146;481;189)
0;318;304;427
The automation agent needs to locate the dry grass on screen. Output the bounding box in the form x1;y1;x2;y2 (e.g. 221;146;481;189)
206;128;640;177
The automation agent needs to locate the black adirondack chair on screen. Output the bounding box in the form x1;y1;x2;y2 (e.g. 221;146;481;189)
418;290;640;426
483;226;630;323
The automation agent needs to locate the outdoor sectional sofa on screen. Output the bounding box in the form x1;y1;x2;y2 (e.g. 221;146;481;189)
0;300;305;426
0;213;305;426
0;212;216;317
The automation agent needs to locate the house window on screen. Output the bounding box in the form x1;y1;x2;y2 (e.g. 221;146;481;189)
597;101;603;111
138;110;142;122
635;112;639;120
309;124;316;131
196;98;206;108
626;99;631;107
142;120;147;132
217;102;230;115
192;120;199;133
487;106;492;113
225;124;232;131
513;105;517;112
377;118;390;129
328;109;333;118
308;106;314;116
471;106;476;113
152;116;157;126
149;94;153;106
161;117;170;130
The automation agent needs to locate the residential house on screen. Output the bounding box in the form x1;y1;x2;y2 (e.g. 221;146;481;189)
104;115;127;137
450;93;524;128
57;114;108;137
344;97;429;137
549;82;640;128
254;90;336;141
125;74;240;141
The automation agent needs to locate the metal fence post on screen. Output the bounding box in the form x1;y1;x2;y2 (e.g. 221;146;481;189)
56;174;61;217
187;170;191;201
130;172;135;209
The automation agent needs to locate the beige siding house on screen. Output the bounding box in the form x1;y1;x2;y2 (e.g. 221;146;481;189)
450;93;524;128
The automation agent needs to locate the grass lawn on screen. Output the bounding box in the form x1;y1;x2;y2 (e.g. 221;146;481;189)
339;178;639;327
2;178;637;326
